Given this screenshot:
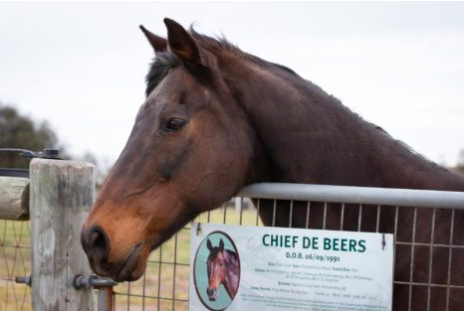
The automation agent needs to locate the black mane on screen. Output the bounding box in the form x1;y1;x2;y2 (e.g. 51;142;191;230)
145;30;296;97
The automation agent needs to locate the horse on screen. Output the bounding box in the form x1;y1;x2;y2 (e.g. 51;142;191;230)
205;238;239;301
81;18;464;310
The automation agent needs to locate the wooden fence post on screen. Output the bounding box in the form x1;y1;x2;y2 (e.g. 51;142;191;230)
30;158;95;310
0;176;29;220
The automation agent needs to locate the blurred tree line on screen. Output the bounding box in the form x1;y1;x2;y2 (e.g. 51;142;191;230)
0;103;108;188
0;103;61;168
1;101;463;179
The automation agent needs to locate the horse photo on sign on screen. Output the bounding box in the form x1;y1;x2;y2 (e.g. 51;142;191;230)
192;231;240;311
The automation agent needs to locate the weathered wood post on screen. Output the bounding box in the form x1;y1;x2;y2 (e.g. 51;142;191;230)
30;158;95;310
0;176;29;220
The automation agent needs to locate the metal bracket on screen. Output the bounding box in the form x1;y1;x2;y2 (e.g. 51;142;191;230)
15;274;117;289
73;275;118;289
15;275;32;287
39;149;62;160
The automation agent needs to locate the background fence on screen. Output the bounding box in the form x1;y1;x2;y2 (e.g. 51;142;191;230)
0;219;31;311
0;169;32;311
1;160;464;310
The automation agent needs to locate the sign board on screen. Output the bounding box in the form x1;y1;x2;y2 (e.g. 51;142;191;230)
189;223;393;311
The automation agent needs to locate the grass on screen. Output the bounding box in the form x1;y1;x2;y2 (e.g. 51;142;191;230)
0;204;260;311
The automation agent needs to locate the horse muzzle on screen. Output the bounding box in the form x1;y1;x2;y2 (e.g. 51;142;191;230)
207;287;217;301
81;224;146;282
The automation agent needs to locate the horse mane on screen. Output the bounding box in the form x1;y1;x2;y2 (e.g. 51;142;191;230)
224;249;238;265
225;248;236;255
145;27;297;97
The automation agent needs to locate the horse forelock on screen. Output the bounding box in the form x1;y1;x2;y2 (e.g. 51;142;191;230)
207;248;219;259
145;52;180;97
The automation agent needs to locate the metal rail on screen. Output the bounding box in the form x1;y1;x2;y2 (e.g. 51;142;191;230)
0;148;62;159
239;183;464;209
0;148;63;178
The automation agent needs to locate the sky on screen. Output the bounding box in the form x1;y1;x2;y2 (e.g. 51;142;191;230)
0;2;463;168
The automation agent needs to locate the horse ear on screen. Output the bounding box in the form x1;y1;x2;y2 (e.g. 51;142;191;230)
207;239;213;251
219;239;224;252
164;18;201;64
140;25;167;53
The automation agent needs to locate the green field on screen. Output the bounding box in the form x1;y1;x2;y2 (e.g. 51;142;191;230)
0;206;260;311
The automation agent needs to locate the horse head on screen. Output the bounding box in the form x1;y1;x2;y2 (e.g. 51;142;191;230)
80;19;257;282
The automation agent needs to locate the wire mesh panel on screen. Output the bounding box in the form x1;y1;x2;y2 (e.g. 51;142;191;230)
111;227;190;311
107;185;464;311
111;199;259;311
0;220;32;311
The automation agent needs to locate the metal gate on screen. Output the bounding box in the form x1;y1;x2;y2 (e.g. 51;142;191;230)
108;183;464;311
2;182;464;310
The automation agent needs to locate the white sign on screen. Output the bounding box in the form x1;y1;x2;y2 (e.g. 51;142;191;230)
189;223;393;311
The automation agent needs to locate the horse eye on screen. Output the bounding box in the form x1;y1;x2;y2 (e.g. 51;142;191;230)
166;118;186;132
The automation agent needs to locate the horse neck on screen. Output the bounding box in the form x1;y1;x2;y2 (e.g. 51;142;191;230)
223;250;239;297
223;58;464;191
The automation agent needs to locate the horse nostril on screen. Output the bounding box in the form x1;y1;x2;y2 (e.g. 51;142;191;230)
82;225;110;263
